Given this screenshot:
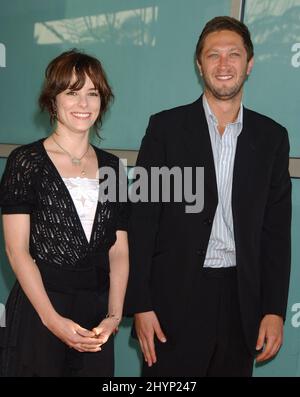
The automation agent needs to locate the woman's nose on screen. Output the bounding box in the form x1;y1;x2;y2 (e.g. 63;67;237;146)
78;94;88;107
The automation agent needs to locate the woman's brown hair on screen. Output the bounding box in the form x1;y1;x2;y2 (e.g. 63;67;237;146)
39;49;114;133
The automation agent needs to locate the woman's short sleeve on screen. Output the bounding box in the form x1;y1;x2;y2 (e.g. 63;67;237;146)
0;147;36;214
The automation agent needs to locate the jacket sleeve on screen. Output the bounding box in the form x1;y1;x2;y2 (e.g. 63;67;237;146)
0;147;36;214
124;115;165;314
261;128;292;320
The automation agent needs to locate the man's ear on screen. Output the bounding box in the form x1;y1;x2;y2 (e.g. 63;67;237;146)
247;57;254;76
196;59;203;76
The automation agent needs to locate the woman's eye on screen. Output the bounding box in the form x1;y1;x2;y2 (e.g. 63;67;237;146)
89;92;99;96
66;91;77;96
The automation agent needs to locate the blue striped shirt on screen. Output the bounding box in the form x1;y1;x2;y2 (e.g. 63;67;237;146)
202;95;243;268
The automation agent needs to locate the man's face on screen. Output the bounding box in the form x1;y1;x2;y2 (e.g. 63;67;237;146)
198;30;254;100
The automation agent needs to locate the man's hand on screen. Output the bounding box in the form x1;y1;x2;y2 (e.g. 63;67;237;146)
134;311;167;367
255;314;283;363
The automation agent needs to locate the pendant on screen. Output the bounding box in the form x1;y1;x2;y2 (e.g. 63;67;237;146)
72;158;81;165
81;170;86;176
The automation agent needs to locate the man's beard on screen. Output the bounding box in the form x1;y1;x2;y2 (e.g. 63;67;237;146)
202;73;247;100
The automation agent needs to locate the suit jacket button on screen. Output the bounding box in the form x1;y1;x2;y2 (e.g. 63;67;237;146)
197;249;206;256
204;218;212;225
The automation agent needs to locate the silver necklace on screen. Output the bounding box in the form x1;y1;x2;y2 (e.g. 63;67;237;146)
52;134;90;164
51;135;90;176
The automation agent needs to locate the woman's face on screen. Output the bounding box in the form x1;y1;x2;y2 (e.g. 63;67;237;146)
55;74;101;135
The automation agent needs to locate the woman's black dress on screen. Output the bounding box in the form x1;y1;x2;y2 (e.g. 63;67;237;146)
0;139;128;376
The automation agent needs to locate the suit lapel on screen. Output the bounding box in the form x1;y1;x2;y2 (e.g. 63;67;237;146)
184;96;218;206
232;108;257;233
182;99;257;217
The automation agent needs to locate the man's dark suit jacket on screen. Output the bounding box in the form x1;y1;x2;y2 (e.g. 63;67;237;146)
125;96;291;354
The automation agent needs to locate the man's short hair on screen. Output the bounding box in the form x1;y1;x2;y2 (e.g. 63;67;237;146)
196;16;254;62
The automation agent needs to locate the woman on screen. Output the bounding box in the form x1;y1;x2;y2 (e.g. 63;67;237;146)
0;49;129;376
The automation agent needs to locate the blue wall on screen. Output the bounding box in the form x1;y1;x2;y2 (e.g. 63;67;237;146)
243;0;300;376
1;0;299;376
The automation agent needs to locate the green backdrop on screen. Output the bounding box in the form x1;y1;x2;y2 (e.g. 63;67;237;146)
243;0;300;377
0;0;299;377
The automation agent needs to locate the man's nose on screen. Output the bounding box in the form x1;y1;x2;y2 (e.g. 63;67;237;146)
218;55;229;67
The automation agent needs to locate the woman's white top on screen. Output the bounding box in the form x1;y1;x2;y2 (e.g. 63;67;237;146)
62;177;99;242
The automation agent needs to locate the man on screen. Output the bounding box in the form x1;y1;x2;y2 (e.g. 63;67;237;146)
125;16;291;377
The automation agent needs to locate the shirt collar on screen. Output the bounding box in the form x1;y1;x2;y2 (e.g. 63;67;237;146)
202;94;243;135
